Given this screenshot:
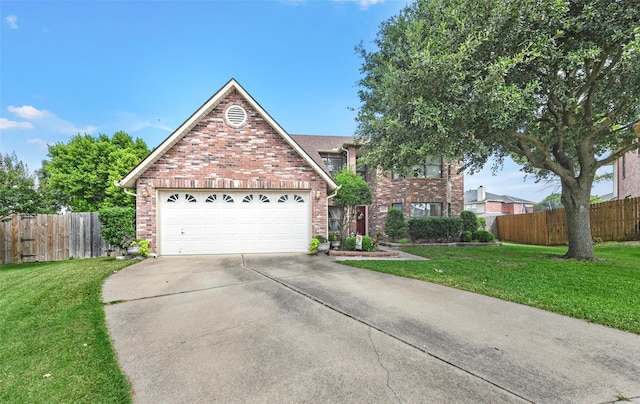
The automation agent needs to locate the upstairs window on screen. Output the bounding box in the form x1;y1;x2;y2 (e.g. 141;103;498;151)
321;155;344;177
393;156;442;179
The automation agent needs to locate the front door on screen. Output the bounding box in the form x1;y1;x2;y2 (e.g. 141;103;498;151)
356;206;367;235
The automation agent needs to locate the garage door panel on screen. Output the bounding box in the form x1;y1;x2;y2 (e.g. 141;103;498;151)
159;190;311;255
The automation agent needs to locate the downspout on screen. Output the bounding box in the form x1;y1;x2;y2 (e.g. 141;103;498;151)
327;185;342;199
115;181;138;198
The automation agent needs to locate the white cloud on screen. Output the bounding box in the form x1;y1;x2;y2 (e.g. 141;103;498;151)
27;138;50;148
7;105;96;135
332;0;386;9
6;15;18;29
111;110;173;133
8;105;54;120
0;117;33;130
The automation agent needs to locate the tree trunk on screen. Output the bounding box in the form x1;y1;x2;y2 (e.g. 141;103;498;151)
560;180;594;260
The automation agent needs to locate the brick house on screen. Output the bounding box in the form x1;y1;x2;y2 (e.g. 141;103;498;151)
614;125;640;199
118;79;464;255
464;186;534;216
292;135;465;238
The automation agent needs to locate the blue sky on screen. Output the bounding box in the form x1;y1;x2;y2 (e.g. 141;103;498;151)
0;0;612;203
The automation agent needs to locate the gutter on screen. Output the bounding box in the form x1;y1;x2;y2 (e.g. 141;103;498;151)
115;181;137;198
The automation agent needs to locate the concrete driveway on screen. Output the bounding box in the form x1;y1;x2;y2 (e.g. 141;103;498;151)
103;254;640;404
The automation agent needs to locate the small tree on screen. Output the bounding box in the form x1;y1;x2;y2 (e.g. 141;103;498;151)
384;208;407;242
332;169;373;240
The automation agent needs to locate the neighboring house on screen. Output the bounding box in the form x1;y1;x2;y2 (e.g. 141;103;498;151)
118;79;464;255
614;123;640;200
464;186;534;216
614;148;640;200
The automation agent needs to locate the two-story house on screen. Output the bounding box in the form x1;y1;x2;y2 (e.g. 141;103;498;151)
119;79;464;255
292;135;465;239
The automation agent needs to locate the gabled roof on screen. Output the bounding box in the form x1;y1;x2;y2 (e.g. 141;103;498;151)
464;189;534;204
291;134;354;175
118;79;338;190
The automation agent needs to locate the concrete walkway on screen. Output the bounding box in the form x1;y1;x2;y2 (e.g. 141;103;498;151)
103;254;640;403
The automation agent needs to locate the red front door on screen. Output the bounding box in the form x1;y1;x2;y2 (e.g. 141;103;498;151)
356;206;367;235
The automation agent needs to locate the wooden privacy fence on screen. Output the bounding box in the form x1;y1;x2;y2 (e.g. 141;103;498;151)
496;197;640;245
0;212;109;264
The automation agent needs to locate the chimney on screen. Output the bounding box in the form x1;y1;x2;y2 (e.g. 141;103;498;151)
477;185;486;201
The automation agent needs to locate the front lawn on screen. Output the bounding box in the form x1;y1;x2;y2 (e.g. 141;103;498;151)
340;242;640;334
0;258;135;403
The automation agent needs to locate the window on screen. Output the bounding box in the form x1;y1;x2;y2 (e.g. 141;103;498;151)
185;194;197;203
242;194;254;203
167;193;179;203
413;156;442;178
391;203;403;213
410;203;443;218
328;207;343;233
321;155;344;177
392;156;442;179
356;158;367;179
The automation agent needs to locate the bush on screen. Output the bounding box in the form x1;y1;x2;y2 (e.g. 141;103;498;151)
362;236;374;252
384;208;406;242
407;217;463;242
473;229;495;242
477;217;487;230
98;207;136;249
460;210;478;233
460;230;473;242
343;237;357;251
309;237;320;254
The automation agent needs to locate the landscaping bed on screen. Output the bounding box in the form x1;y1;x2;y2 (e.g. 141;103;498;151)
328;249;399;257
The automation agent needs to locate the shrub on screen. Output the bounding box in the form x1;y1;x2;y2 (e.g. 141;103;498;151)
384;208;406;242
98;207;135;249
362;236;374;252
473;229;495;242
131;239;151;256
460;230;473;242
407;217;463;242
460;210;478;233
344;237;357;251
477;217;487;230
309;237;320;254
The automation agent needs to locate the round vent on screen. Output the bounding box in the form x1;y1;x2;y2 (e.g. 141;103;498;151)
225;105;247;127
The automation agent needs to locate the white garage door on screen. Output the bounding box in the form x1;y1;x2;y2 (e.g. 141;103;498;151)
159;190;311;255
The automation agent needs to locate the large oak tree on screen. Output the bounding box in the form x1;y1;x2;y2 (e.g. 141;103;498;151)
356;0;640;259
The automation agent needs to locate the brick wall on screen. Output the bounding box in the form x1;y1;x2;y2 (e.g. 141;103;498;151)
367;161;464;240
135;93;329;252
617;149;640;199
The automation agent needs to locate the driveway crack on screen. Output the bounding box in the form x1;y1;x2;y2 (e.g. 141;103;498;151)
368;327;402;403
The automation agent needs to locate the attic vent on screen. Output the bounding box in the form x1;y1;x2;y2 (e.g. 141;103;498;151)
225;105;247;127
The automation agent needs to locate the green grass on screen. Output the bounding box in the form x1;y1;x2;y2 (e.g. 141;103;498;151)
0;258;136;403
341;242;640;334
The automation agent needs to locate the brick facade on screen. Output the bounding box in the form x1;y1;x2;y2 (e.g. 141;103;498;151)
134;93;330;252
366;161;465;240
616;148;640;199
